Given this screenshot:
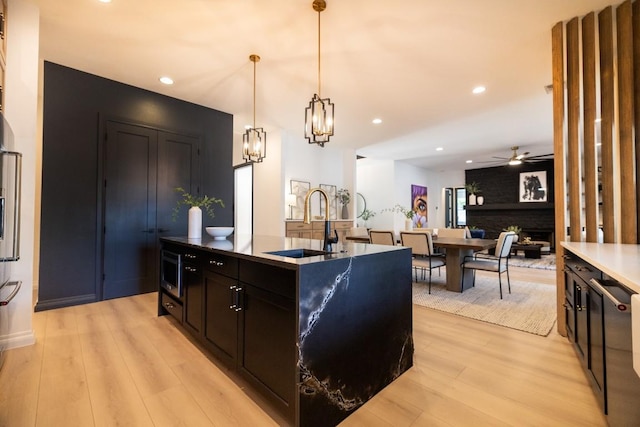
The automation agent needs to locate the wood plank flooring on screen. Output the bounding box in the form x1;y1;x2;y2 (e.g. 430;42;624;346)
0;266;606;426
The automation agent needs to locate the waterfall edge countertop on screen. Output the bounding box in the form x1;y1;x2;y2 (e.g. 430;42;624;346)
561;242;640;293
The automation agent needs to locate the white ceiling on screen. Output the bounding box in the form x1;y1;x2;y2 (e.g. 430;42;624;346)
32;0;614;170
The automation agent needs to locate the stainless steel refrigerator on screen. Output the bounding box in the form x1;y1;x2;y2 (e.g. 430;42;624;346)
0;112;22;369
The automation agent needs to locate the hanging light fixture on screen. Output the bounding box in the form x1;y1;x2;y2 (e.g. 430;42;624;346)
304;0;334;147
243;54;267;163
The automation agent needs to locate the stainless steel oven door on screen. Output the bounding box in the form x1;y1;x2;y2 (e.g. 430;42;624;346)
160;251;182;299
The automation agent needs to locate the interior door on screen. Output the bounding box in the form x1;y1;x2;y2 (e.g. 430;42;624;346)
104;121;158;299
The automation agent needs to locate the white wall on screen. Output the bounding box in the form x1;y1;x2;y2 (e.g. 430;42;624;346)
1;0;39;350
356;158;465;234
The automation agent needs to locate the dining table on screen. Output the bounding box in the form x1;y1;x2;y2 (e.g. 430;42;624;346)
432;237;497;292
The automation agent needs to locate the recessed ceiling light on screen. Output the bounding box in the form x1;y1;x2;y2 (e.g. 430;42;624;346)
372;118;382;124
98;0;112;3
466;160;473;164
472;86;486;94
159;76;174;85
436;147;443;151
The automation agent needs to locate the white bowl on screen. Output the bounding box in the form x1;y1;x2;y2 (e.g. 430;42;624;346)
205;226;234;240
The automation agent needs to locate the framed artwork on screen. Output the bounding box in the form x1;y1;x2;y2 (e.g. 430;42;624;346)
320;184;337;220
520;171;547;202
290;180;311;219
411;184;428;228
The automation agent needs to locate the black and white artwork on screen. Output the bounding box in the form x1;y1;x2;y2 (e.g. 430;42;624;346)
519;171;547;202
291;180;311;219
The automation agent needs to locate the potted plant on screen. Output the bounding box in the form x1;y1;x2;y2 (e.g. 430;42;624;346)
383;204;415;230
360;208;376;228
173;187;225;238
464;181;482;205
337;188;351;219
503;225;521;242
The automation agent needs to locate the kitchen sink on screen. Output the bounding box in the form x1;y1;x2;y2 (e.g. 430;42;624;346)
265;248;331;258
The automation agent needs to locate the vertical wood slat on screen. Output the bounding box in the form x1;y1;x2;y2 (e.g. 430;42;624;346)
617;0;637;244
633;0;640;241
582;13;598;243
552;22;567;337
599;6;616;243
567;18;582;242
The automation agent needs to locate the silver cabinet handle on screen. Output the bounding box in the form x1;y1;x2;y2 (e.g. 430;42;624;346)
209;260;224;267
164;302;175;309
184;253;197;259
589;278;631;313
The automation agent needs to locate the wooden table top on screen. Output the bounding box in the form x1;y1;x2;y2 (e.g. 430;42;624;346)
432;237;497;251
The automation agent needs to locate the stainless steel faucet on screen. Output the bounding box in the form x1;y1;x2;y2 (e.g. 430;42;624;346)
303;187;338;252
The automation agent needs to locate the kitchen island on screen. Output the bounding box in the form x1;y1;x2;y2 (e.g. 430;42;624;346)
158;234;413;427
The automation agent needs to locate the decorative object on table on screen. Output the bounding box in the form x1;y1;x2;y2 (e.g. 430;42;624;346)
172;187;225;239
242;54;266;163
503;225;522;242
205;226;234;240
286;193;297;219
411;184;428;228
464;181;481;206
360;208;376;228
304;0;334;146
382;204;415;231
290;180;311;220
319;183;337;220
336;188;350;219
519;171;547;202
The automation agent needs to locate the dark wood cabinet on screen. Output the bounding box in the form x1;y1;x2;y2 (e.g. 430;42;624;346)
183;252;203;335
204;270;239;364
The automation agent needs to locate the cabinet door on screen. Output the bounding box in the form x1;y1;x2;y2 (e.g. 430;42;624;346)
204;270;239;364
574;276;588;366
587;285;605;410
183;260;203;335
239;283;296;412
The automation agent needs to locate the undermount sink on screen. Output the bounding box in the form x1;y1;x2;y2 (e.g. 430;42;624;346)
265;248;331;258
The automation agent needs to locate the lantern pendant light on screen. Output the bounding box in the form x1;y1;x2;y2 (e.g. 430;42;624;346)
243;54;267;163
304;0;334;147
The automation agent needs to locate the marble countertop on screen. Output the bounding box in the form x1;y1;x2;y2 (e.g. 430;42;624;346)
561;242;640;294
161;234;406;268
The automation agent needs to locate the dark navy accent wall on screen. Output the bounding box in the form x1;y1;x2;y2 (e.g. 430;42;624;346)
38;61;233;309
465;160;555;241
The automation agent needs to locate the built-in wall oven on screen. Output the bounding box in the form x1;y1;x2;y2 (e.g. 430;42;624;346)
160;250;182;300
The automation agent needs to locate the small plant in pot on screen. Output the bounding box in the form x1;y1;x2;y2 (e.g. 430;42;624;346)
503;225;521;242
360;208;376;227
173;187;225;238
464;182;482;205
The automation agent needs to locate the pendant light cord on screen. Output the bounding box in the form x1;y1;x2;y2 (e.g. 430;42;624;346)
317;9;322;97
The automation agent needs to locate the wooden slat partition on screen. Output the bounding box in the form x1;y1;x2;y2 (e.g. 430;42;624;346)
552;22;566;337
635;0;640;236
566;18;582;243
582;13;598;243
617;1;637;243
599;6;615;243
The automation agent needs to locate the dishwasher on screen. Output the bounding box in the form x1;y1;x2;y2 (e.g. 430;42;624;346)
589;276;640;426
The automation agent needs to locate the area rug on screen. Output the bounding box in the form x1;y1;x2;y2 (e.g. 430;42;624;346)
507;254;556;270
413;274;557;336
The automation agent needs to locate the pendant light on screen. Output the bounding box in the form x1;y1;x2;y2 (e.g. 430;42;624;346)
304;0;334;147
243;54;266;163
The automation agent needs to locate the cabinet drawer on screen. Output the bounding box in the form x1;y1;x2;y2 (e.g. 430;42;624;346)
565;254;601;284
286;222;312;231
204;253;239;278
161;292;183;323
333;221;352;230
239;260;296;299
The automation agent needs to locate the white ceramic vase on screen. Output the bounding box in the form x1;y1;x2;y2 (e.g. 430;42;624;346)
468;193;477;205
405;218;413;231
477;195;484;205
188;206;202;238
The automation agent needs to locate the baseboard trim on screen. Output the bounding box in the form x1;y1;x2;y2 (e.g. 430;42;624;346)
34;294;98;312
0;329;36;350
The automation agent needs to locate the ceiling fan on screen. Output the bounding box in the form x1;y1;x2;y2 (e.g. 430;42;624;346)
486;146;553;166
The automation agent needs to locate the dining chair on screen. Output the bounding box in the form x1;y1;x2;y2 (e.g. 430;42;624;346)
461;231;516;299
368;230;396;245
437;228;467;238
400;232;445;293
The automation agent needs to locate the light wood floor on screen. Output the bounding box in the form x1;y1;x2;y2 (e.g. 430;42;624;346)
0;267;606;427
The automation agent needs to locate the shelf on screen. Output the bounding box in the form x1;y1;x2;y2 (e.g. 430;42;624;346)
466;202;554;211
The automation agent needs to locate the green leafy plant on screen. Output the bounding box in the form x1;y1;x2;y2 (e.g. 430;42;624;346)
383;204;414;219
361;208;376;221
464;181;481;194
503;225;522;235
337;188;351;205
172;187;224;221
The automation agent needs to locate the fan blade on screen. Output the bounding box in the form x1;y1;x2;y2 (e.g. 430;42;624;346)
526;153;554;159
515;151;530;160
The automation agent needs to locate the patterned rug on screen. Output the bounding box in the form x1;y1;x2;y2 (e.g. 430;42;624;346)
413;272;557;336
507;254;556;270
